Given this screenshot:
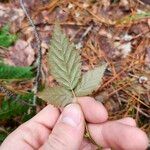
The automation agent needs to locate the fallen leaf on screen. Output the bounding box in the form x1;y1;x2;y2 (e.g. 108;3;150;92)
5;40;35;66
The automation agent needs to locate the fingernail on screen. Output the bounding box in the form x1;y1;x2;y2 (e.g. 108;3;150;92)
59;104;81;127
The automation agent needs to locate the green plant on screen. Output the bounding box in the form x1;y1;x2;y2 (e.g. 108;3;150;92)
0;25;35;123
0;57;35;122
0;63;34;80
0;63;35;80
0;92;35;120
0;62;35;130
0;25;17;48
38;23;107;107
0;132;7;143
0;22;35;124
0;97;28;120
0;92;36;143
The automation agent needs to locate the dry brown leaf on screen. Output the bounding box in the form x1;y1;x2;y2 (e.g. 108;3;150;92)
4;40;35;66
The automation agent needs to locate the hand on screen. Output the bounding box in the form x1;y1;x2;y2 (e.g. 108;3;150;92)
1;97;148;150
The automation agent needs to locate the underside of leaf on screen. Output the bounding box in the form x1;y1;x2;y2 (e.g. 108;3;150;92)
48;23;81;90
75;63;107;96
37;86;73;107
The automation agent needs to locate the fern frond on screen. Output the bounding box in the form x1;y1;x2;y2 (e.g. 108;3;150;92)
0;63;35;79
0;93;34;120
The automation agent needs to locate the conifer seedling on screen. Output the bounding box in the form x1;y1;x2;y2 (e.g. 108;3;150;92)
38;23;107;107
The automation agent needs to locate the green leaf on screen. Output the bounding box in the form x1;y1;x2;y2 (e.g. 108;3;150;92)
0;132;7;143
0;63;35;79
75;64;107;96
37;86;73;107
48;23;81;90
0;99;28;120
0;93;34;120
0;25;17;48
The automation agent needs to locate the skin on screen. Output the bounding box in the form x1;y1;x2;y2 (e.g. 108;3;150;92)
0;97;149;150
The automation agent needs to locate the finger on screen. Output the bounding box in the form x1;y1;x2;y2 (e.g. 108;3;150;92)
1;105;60;150
80;138;97;150
77;97;108;123
88;121;148;150
30;104;60;129
40;104;85;150
100;117;138;150
117;117;136;127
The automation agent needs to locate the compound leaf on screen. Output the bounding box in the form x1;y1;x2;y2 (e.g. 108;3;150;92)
75;64;107;96
37;86;73;107
48;23;81;90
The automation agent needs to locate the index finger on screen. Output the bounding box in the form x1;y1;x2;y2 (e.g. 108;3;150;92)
77;97;108;123
1;104;60;150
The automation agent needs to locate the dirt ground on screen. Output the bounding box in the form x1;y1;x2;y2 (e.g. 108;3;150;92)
0;0;149;146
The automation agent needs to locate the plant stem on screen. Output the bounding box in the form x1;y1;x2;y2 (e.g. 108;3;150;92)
84;123;102;150
71;90;77;103
71;89;102;149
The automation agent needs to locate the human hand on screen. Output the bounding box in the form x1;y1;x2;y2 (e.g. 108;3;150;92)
1;97;148;150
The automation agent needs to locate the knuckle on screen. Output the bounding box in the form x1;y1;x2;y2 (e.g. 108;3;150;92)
18;124;32;135
47;132;68;150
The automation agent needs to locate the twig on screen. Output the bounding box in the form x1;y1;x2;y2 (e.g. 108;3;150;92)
0;84;16;98
136;0;145;5
20;0;42;105
70;1;115;25
0;84;35;106
79;24;93;42
133;106;150;118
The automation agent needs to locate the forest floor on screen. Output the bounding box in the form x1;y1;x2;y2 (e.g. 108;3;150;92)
0;0;150;146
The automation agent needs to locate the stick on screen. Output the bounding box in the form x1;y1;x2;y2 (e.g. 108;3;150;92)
20;0;42;105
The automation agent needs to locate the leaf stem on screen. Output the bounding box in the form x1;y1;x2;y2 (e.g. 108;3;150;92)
71;89;102;149
84;123;102;150
71;90;77;103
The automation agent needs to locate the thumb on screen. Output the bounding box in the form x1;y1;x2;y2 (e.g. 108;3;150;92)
40;104;85;150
